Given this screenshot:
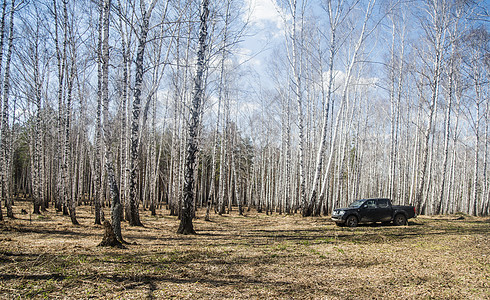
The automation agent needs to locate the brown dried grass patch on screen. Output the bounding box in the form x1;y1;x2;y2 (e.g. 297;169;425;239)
0;201;488;299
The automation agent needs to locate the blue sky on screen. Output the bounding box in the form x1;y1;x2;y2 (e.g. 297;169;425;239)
240;0;286;78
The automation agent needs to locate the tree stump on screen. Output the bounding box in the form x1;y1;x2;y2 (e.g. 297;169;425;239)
98;220;125;249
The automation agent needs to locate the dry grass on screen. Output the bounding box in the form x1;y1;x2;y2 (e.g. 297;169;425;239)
0;200;489;299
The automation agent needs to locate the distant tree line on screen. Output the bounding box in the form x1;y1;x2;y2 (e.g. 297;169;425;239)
259;0;490;217
0;0;488;232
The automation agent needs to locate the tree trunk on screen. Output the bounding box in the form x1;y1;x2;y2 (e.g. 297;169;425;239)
54;0;68;215
128;0;158;226
318;0;375;214
100;0;124;242
0;0;6;221
218;104;228;215
415;0;446;215
128;33;146;226
32;13;44;217
94;0;104;225
98;220;125;249
308;0;344;215
438;43;456;214
1;0;15;219
482;99;489;216
116;1;132;221
471;83;481;216
65;58;78;225
178;0;209;235
288;0;308;217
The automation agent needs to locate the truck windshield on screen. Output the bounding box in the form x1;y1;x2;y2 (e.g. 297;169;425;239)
349;200;365;208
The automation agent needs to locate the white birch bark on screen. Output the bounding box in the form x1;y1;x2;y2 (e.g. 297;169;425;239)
232;137;242;215
178;0;209;234
206;0;231;219
286;0;308;217
128;0;158;226
307;0;340;216
32;16;44;216
415;0;447;214
445;89;461;214
116;0;132;220
100;0;124;241
388;16;399;201
63;56;78;225
319;0;376;212
0;0;15;219
437;22;459;213
53;0;68;214
483;99;489;215
218;93;229;215
94;0;104;225
471;78;482;216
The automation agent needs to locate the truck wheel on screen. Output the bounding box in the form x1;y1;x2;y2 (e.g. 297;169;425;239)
346;215;358;227
393;214;407;226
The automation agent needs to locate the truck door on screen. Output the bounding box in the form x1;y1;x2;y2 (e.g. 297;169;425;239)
359;199;376;222
375;199;392;222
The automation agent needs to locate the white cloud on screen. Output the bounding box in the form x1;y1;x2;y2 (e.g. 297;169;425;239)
237;1;291;89
244;0;284;31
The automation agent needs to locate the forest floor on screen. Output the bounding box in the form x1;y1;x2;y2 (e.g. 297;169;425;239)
0;200;489;299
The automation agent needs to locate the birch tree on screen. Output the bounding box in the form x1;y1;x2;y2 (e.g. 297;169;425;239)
94;0;105;225
414;0;450;214
18;2;46;216
318;0;377;213
308;0;359;216
387;7;406;202
63;34;78;225
463;27;489;216
127;0;159;227
0;0;8;225
285;0;308;217
52;0;68;214
0;0;15;219
211;0;232;218
100;0;124;242
437;2;465;214
178;0;209;234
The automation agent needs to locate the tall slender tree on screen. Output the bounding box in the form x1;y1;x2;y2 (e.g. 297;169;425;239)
178;0;209;234
415;0;448;214
100;0;124;242
128;0;158;227
0;0;15;219
94;0;105;225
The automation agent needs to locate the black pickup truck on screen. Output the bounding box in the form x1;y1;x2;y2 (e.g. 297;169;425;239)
331;198;416;227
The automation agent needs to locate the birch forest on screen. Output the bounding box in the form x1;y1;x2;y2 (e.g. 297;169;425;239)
0;0;488;229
